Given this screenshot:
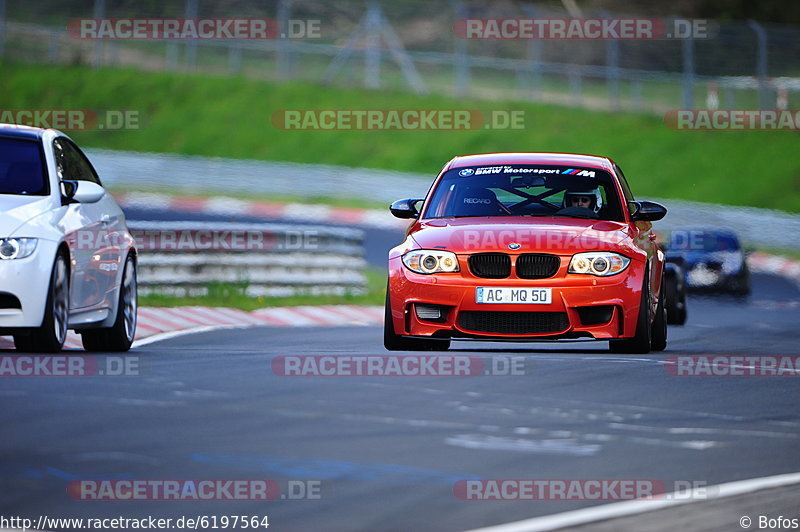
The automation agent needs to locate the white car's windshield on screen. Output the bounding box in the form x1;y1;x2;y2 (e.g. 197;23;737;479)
0;137;48;196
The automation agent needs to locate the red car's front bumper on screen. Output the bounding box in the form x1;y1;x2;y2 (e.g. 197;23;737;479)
388;254;646;341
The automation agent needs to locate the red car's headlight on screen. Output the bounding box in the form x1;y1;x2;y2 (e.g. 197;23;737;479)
402;250;460;274
568;252;630;276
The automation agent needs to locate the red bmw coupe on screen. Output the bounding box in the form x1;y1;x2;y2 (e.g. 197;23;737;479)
385;152;668;353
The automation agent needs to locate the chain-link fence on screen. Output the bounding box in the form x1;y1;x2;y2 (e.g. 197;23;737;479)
2;0;799;114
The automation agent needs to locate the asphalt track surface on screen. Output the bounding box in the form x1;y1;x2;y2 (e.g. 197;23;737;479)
1;209;799;531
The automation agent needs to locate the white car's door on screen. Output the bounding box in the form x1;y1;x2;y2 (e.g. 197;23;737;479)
53;138;121;311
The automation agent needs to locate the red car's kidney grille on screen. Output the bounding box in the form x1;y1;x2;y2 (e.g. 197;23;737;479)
468;253;511;278
516;253;560;279
457;311;569;334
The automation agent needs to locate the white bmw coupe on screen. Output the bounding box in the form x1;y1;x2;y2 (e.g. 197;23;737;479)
0;124;137;352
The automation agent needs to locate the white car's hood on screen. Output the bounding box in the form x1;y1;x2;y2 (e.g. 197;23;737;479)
0;195;54;237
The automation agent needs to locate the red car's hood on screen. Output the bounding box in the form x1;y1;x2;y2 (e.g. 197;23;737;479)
410;217;634;254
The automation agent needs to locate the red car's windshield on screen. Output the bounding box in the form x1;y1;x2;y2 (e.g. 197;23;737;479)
423;165;625;222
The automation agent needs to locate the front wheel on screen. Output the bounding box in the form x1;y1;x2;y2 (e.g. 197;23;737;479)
650;276;668;352
609;276;652;354
81;254;137;352
14;253;70;353
383;288;450;351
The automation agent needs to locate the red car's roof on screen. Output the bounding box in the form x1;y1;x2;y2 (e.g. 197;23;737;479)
448;152;616;173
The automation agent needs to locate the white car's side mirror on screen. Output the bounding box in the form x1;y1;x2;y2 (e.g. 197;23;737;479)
62;181;105;204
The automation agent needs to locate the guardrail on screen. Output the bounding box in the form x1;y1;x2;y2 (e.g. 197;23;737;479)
93;149;800;251
127;221;367;298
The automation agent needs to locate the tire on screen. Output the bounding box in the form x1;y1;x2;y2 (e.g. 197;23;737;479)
14;253;70;353
675;300;687;325
729;274;751;297
81;254;137;352
650;277;668;352
609;274;651;354
383;287;450;351
675;279;688;325
665;275;680;324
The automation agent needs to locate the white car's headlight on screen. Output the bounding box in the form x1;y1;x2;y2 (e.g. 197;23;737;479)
568;252;630;276
402;250;460;274
0;238;38;260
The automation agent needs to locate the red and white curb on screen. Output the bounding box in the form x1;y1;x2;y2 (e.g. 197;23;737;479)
748;251;800;284
115;192;407;230
0;305;383;351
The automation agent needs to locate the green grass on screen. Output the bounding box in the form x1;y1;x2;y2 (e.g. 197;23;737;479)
139;269;387;310
2;61;800;212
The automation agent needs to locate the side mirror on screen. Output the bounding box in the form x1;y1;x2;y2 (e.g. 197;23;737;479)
62;180;105;204
630;200;667;222
60;180;78;203
390;198;423;219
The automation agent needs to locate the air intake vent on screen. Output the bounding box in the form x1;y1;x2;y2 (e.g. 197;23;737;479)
576;305;614;326
516;254;560;279
0;293;21;309
415;304;448;322
457;311;569;334
468;253;511;279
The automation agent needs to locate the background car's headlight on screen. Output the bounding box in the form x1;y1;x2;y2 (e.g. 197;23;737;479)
402;250;460;274
0;238;38;260
569;252;629;276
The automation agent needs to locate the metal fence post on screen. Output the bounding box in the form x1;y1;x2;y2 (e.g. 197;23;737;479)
748;20;769;109
570;69;582;107
185;0;198;70
92;0;105;68
166;41;179;70
0;0;6;59
681;35;694;109
276;0;291;80
631;78;642;110
453;1;469;97
522;5;541;100
49;32;59;63
364;1;381;89
598;10;620;110
228;43;242;74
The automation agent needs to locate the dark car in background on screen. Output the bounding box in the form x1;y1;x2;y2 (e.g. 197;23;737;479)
663;258;688;324
665;228;750;296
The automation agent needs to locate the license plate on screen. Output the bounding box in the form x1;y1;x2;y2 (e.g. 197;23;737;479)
475;287;552;304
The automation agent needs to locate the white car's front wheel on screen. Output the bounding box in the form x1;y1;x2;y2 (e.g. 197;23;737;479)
14;253;70;353
81;254;137;352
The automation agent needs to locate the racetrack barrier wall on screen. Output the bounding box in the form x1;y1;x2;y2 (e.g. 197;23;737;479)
126;220;367;298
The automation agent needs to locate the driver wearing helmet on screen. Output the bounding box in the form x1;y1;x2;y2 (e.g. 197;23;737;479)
563;188;603;214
